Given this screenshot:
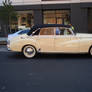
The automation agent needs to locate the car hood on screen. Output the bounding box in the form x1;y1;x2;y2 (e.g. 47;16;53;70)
8;34;28;41
76;33;92;37
8;34;18;40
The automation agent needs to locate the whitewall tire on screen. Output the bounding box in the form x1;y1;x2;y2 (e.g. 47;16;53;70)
89;47;92;56
23;45;37;58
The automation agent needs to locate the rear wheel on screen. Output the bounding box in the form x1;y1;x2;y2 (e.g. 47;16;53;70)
23;45;37;58
89;47;92;56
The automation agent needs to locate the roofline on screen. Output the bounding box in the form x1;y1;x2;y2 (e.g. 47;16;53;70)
27;24;71;35
32;24;70;28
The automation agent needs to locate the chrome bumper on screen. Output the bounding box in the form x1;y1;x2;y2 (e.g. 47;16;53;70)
7;44;11;51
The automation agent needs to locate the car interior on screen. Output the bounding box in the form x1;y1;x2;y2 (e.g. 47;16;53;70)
32;27;73;36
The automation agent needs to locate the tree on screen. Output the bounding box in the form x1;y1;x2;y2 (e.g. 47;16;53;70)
0;0;17;34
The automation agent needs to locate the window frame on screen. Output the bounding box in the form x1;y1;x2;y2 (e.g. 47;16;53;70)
31;27;74;36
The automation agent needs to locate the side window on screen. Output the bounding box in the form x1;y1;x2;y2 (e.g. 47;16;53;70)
55;27;73;35
56;27;60;35
55;27;65;35
39;27;55;35
64;29;72;35
33;28;40;35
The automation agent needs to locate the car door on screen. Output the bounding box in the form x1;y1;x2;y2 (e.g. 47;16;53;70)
54;27;80;53
37;27;55;52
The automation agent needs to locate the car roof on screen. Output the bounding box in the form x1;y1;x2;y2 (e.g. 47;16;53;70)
27;24;71;35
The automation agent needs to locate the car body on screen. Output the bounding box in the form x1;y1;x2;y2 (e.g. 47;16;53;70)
7;24;92;58
8;29;30;41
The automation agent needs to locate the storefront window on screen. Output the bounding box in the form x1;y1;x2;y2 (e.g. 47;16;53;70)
43;10;70;25
17;11;34;29
10;11;34;32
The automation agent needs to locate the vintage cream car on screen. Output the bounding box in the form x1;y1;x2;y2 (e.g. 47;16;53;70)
7;24;92;58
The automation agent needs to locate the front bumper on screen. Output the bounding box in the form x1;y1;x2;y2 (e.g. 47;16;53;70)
7;40;11;51
7;44;11;51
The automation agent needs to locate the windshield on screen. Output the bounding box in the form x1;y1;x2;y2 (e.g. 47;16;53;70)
18;29;30;35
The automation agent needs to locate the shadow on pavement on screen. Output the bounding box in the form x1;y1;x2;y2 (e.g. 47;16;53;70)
7;52;92;60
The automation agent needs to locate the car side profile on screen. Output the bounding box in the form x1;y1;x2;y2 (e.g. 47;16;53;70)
7;24;92;58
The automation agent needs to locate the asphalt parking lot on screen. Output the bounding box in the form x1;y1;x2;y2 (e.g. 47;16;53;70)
0;46;92;92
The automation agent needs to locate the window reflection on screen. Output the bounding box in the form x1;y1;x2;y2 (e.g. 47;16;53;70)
43;10;70;25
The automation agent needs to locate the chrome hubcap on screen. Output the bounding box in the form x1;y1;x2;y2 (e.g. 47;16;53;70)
25;47;34;55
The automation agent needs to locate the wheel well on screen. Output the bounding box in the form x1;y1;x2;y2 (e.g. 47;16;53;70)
22;44;37;52
89;45;92;53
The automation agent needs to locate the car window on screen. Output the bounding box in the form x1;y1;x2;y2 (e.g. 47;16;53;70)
56;27;61;35
55;27;65;35
63;29;72;35
55;27;73;35
39;27;55;35
32;28;40;35
18;30;29;35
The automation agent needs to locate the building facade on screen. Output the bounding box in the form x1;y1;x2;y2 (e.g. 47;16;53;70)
0;0;92;36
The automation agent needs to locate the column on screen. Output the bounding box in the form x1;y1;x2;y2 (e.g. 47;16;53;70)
34;9;43;25
71;3;82;33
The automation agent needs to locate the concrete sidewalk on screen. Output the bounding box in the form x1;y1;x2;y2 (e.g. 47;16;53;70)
0;37;7;45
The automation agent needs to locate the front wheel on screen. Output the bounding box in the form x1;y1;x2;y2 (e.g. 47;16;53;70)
23;45;37;58
89;47;92;56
